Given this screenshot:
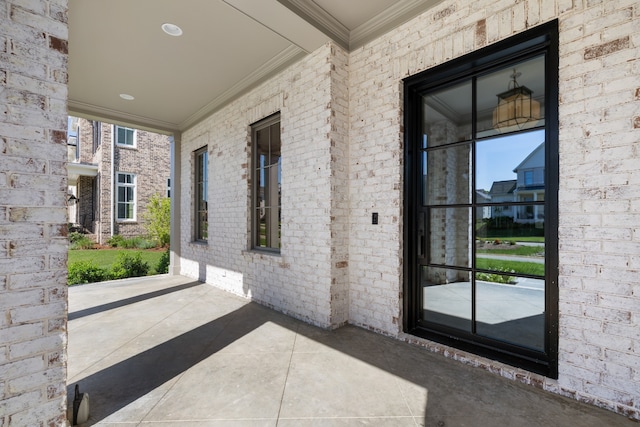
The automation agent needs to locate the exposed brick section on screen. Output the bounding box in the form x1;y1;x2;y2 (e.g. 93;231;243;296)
0;0;69;425
583;36;630;60
48;36;67;55
475;19;487;48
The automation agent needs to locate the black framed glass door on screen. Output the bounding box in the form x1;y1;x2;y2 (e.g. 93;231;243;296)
404;21;559;377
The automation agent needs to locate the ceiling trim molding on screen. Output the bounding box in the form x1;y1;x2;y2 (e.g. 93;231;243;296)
179;45;306;131
67;100;177;134
277;0;445;51
349;0;445;50
277;0;350;50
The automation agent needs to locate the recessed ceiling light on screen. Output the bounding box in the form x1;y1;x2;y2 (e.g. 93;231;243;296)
119;93;135;101
161;23;183;37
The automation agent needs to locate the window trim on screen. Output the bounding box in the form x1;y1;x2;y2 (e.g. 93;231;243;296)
403;20;559;377
115;172;136;222
115;125;137;148
251;112;281;253
194;146;208;242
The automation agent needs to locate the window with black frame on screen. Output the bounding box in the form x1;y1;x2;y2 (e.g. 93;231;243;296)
252;113;281;252
194;147;208;242
404;21;558;377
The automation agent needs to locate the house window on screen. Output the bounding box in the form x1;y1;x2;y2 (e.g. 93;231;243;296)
115;125;136;147
92;121;101;153
116;172;136;220
67;116;79;161
404;21;558;377
194;147;208;241
252;113;281;251
524;170;534;186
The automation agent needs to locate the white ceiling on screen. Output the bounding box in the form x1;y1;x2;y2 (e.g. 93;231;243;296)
67;0;444;134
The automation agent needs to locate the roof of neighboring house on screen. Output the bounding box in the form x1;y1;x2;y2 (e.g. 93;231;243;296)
476;189;492;201
489;180;517;196
513;142;545;172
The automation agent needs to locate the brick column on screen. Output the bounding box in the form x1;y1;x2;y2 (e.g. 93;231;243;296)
0;0;69;425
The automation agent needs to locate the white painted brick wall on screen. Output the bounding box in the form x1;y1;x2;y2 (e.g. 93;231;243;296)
177;0;639;419
347;0;640;420
0;0;69;425
180;45;338;328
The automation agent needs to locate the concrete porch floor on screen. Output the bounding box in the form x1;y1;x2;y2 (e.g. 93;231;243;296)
67;275;636;426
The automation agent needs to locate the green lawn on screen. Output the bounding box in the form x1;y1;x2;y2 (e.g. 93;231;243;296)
476;246;543;256
480;236;545;243
68;249;165;275
475;258;545;277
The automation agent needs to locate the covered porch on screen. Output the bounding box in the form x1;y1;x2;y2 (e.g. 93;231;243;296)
67;276;636;426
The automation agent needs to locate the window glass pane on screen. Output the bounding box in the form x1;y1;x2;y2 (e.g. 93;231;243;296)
477;55;545;138
253;117;281;251
476;277;545;351
429;207;472;268
117;203;125;219
195;149;208;241
475;130;545;194
421;266;472;332
476;204;544;276
423;144;471;206
257;213;267;248
422;81;472;147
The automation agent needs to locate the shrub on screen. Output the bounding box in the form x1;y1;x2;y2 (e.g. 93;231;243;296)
476;268;516;285
107;235;126;247
69;232;94;250
68;260;108;285
144;194;171;246
132;237;157;249
110;251;149;280
156;248;170;274
107;235;157;249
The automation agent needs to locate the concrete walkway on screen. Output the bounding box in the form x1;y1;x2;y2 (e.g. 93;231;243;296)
67;275;636;426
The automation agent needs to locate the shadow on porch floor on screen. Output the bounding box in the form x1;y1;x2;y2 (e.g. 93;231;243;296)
67;275;636;426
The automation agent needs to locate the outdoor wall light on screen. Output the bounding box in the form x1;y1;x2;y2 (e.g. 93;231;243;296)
492;68;540;132
68;194;78;205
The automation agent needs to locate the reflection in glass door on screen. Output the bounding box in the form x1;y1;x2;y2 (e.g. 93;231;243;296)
404;22;558;377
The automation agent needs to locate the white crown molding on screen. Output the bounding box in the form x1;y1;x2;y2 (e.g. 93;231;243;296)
179;45;306;131
349;0;445;50
277;0;350;50
278;0;445;51
67;100;178;135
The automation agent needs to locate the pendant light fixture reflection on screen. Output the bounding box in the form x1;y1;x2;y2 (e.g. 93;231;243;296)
492;68;541;132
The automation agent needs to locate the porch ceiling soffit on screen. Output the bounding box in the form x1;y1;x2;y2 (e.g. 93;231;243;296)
67;0;445;135
67;162;99;185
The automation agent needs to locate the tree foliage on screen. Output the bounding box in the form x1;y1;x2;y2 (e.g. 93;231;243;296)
144;193;171;246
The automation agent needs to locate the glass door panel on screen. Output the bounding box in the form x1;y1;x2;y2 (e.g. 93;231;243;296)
476;279;545;351
422;144;472;206
422;81;472;146
429;207;472;268
421;266;472;332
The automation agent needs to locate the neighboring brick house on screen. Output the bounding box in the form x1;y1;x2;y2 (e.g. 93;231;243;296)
67;117;171;244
